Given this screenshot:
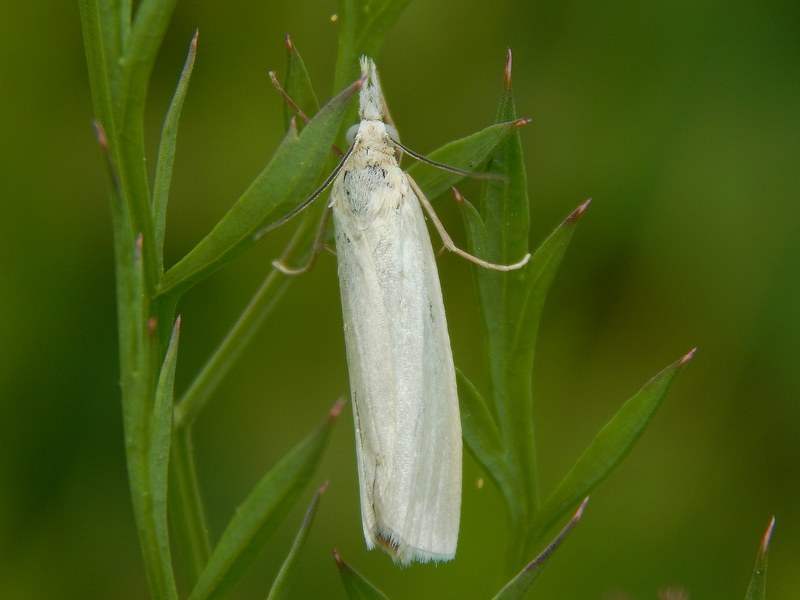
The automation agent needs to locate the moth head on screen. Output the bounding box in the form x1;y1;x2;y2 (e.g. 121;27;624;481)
358;56;385;121
345;122;400;147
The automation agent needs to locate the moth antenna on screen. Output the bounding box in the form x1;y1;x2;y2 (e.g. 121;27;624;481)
393;138;505;181
254;142;355;240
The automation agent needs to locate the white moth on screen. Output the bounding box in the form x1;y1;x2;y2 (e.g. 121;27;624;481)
332;58;462;565
329;58;527;565
265;57;529;565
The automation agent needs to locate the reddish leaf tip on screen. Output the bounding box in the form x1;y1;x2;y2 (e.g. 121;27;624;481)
451;186;466;204
567;198;592;222
574;496;590;521
190;29;199;49
284;32;293;50
332;548;345;567
680;347;697;365
316;480;330;496
147;316;158;335
760;516;776;556
329;397;346;421
513;117;532;129
92;120;109;151
504;48;513;90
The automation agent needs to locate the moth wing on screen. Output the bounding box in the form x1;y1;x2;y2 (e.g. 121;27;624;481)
334;174;462;564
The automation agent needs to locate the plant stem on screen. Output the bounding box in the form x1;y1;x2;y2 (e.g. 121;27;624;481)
174;268;293;429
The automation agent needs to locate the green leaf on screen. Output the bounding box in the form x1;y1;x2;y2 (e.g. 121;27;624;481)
456;369;519;504
281;35;320;130
457;368;503;462
507;200;590;368
170;427;212;589
333;549;390;600
188;400;345;600
455;53;546;570
535;350;696;538
267;482;328;600
158;79;361;298
119;0;182;286
153;31;197;273
333;0;413;90
78;0;121;133
147;315;181;600
407;120;530;200
745;517;775;600
481;50;530;264
127;0;180;94
492;498;588;600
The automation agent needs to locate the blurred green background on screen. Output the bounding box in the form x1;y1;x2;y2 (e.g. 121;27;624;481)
1;0;798;598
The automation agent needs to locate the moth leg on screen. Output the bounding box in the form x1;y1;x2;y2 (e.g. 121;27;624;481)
272;203;332;276
407;176;531;272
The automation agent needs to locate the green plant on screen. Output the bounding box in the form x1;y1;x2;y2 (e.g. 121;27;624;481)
80;0;773;597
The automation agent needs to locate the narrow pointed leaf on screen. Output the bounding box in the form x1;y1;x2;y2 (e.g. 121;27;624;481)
188;400;344;600
170;427;212;588
120;0;180;266
158;80;361;297
536;350;696;537
493;498;588;600
78;0;121;129
457;368;503;460
128;0;180;90
465;59;534;518
126;234;178;599
333;0;413;90
745;517;775;600
147;316;182;599
407;120;530;200
153;31;197;271
508;199;591;364
267;482;329;600
456;55;542;570
333;549;390;600
482;50;530;263
457;369;522;515
281;35;320;129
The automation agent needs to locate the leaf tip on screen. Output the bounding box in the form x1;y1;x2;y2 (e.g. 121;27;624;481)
451;186;466;205
513;117;532;129
284;32;293;51
574;496;590;521
504;48;513;90
169;315;182;341
679;347;697;366
190;29;199;50
92;120;109;152
329;397;346;421
332;548;345;568
759;516;776;558
316;480;330;497
567;197;592;223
